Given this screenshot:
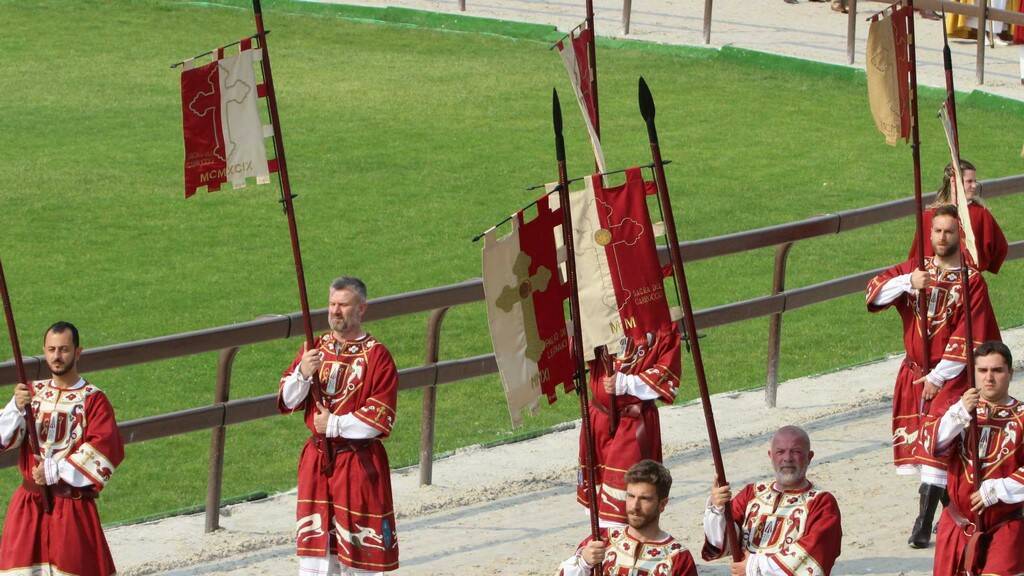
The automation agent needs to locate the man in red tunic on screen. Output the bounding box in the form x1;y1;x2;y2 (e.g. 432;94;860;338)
925;341;1024;576
0;321;125;576
559;459;697;576
909;160;1008;273
279;276;399;575
703;425;843;576
866;204;1000;547
577;330;681;527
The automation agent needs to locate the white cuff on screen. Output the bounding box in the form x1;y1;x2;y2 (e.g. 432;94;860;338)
328;413;382;440
871;273;913;305
613;372;662;401
926;359;966;388
43;457;58;486
703;496;727;549
0;396;26;450
980;479;1000;508
280;368;313;410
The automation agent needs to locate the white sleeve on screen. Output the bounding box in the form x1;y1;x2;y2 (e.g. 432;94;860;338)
326;414;382;440
55;459;95;488
0;397;25;450
280;368;312;410
703;498;727;549
979;477;1024;507
925;360;966;388
556;552;593;576
935;401;972;453
747;553;788;576
613;372;661;401
870;274;913;305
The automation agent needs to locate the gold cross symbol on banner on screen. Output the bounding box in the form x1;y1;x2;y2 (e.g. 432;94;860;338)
496;252;552;364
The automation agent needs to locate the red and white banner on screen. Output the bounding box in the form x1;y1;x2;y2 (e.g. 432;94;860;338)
483;200;574;426
180;39;275;198
559;167;671;359
555;22;606;172
938;103;979;264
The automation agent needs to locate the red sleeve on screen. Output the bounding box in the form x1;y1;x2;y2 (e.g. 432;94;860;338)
351;343;399;437
66;392;124;491
969;203;1007;274
674;550;698;576
702;484;754;561
866;261;913;313
768;492;842;576
941;270;1001;363
636;329;681;404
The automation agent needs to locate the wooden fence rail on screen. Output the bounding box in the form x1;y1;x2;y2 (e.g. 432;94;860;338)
2;173;1023;531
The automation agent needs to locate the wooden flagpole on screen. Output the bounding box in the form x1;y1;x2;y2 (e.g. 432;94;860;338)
585;0;601;140
553;88;602;541
939;11;985;537
251;0;313;350
249;1;338;479
906;1;932;388
638;76;741;561
0;257;52;513
583;0;617;427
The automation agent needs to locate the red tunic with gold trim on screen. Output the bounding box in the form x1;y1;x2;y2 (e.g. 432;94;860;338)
0;379;124;576
558;527;697;576
866;259;1000;470
278;332;399;572
909;203;1008;274
577;328;680;525
702;481;842;576
926;398;1024;576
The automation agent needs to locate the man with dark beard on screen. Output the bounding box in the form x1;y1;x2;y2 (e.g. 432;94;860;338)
557;459;697;575
278;276;399;575
867;204;1001;547
0;321;124;576
703;426;842;576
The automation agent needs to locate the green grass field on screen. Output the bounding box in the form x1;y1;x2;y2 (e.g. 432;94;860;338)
1;0;1023;525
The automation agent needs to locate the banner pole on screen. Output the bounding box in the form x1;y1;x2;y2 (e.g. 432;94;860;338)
0;257;52;513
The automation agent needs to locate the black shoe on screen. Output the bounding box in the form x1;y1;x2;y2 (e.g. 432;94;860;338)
908;484;945;548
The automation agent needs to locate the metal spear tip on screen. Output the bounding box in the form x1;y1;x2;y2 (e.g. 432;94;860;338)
552;88;563;136
638;76;656;123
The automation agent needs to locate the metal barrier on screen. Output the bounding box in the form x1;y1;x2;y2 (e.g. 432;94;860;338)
2;174;1022;531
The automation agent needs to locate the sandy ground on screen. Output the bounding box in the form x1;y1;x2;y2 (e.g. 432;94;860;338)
103;2;1024;574
106;329;1024;575
330;0;1024;101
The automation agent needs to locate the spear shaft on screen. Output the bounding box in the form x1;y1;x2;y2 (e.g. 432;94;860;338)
553;89;601;540
0;257;52;513
907;1;932;385
638;76;740;561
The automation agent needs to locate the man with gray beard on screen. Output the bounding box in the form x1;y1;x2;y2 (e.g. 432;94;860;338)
278;276;399;575
702;426;842;576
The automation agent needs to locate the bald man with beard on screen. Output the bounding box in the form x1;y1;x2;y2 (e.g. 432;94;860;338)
702;426;842;576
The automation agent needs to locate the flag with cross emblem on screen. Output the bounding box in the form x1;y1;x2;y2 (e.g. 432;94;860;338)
482;198;574;426
179;37;277;197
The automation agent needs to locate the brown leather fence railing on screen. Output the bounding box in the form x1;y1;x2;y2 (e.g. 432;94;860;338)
2;173;1023;531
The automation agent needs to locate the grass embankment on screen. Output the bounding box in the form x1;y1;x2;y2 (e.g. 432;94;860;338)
0;0;1022;523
